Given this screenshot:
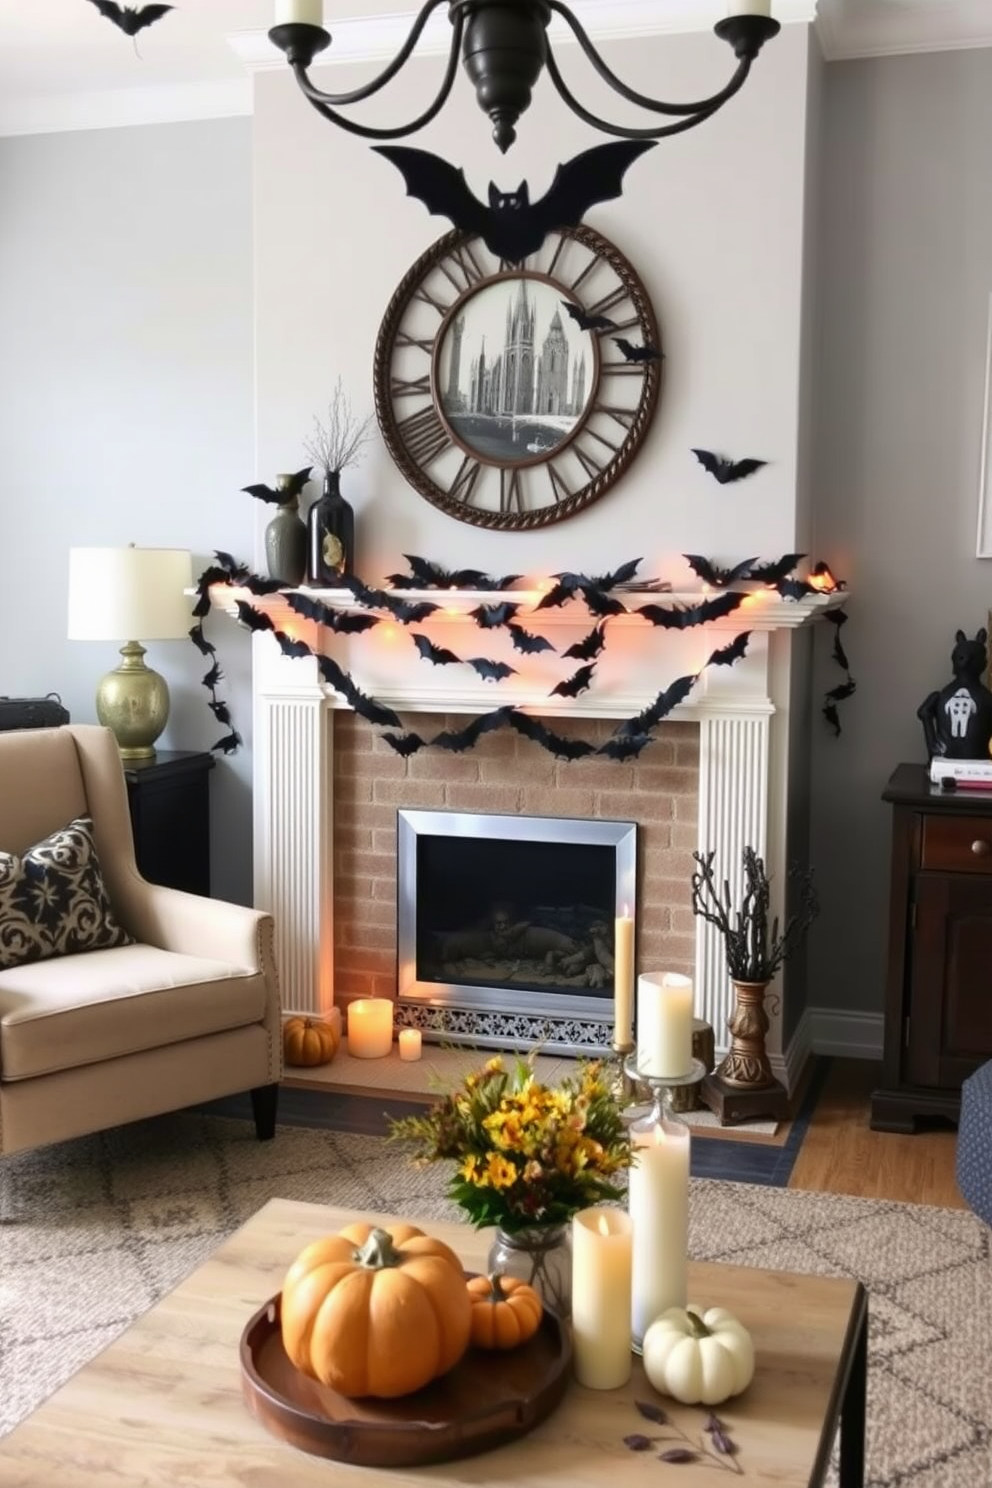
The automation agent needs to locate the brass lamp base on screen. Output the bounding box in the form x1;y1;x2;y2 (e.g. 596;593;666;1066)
95;641;170;760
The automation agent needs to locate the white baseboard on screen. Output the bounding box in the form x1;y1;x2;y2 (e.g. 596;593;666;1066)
807;1007;884;1060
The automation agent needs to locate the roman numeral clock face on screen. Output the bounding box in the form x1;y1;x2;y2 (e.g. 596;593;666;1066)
373;224;662;530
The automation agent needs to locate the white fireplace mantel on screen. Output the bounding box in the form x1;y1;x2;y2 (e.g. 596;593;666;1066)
242;584;845;1081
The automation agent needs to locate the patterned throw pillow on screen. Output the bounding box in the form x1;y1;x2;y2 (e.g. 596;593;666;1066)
0;816;134;970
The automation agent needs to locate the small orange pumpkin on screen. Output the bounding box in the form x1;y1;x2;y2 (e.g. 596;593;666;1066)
466;1272;543;1350
283;1016;339;1067
281;1222;471;1398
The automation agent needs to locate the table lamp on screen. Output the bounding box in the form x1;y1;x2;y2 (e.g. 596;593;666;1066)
67;545;193;760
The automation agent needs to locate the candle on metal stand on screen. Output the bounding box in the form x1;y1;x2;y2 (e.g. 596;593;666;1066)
572;1206;633;1389
628;1112;690;1350
637;972;694;1077
274;0;324;25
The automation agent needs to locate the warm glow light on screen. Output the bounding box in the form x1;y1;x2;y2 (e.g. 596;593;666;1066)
740;591;763;607
623;903;629;918
380;624;398;642
652;1124;669;1147
598;1213;612;1236
808;564;839;593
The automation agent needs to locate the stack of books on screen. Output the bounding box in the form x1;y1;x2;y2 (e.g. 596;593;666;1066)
928;758;992;793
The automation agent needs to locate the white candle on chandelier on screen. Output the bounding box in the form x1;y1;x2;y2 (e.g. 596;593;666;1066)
728;0;771;15
274;0;324;26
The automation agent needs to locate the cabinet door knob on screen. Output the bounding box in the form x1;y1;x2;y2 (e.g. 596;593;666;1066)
971;839;991;857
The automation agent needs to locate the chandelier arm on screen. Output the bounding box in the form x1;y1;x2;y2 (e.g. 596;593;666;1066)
542;48;748;140
290;11;464;141
294;0;450;108
547;0;753;118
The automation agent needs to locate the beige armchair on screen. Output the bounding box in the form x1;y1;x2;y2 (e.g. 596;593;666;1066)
0;725;281;1157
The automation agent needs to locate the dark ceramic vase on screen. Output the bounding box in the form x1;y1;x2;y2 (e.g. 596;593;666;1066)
264;489;307;587
306;471;354;585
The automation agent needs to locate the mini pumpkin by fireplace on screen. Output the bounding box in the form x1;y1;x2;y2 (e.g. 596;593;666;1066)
396;809;636;1055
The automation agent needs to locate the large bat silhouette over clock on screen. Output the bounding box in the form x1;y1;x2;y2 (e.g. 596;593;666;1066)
373;140;655;264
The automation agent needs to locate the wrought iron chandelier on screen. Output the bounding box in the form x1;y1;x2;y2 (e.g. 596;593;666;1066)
270;1;781;154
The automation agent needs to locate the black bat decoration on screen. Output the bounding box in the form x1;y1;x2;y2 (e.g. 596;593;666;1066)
85;0;173;37
413;634;461;668
534;580;573;612
823;678;857;737
551;663;596;699
691;449;768;485
506;624;556;655
708;632;751;669
826;609;850;671
213;550;245;577
201;661;224;689
315;654;402;731
509;713;597;760
240;573;284;597
612;338;663;364
212;730;242;756
639;592;745;630
582;587;628;619
381;732;426;757
747;553;806;584
563;624;607;662
235;601;275;633
386;556;522;591
373;140;654;263
618;673;697;738
470;601;519;629
286;592;380;634
241;466;312;506
435;708;515;753
469;658;517;682
599;733;654;761
777;577;817;601
561;301;616;333
208;699;233;725
683;554;757;589
189;622;214;656
340;575;439;624
275;633;313;660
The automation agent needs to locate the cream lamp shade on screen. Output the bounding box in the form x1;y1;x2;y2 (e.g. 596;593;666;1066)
67;547;193;641
67;546;193;761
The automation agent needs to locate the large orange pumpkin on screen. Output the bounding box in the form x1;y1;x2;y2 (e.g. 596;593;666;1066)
283;1016;339;1067
281;1222;471;1398
466;1272;543;1350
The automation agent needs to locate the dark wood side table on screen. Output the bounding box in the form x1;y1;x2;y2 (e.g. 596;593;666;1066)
123;750;214;897
872;762;992;1132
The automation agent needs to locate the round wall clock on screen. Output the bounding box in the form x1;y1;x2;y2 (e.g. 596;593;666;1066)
373;223;662;530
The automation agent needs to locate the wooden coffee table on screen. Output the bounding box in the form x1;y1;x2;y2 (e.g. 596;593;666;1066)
0;1198;867;1487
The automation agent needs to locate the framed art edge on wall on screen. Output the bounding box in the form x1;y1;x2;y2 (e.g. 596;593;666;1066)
975;293;992;557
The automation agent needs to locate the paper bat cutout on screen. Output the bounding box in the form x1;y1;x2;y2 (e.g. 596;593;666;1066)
386;556;522;591
639;592;745;630
536;560;642;612
826;609;850;671
201;661;224;689
708;632;751;669
612;338;662;364
583;588;627;619
684;554;757;589
747;553;806;584
469;658;516;682
213;550;244;576
85;0;173;37
617;673;697;738
235;602;275;633
373;140;654;264
189;622;214;656
434;709;515;753
509;713;596;761
208;698;233;725
561;301;616;333
823;678;857;737
599;733;654;761
414;634;461;668
551;664;596;699
381;732;426;757
240;573;284;597
316;654;402;730
471;601;519;629
340;575;438;624
241;466;312;506
506;624;555;655
777;577;816;601
286;592;380;634
275;633;313;660
212;730;242;756
691;449;768;485
563;624;607;662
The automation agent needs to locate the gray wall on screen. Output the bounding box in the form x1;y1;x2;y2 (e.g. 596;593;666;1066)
0;118;255;904
808;47;992;1026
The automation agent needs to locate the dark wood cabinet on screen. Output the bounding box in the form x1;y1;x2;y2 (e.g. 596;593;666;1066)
123;750;214;898
871;763;992;1132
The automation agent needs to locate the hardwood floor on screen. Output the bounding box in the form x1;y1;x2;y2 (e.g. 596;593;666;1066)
789;1059;967;1208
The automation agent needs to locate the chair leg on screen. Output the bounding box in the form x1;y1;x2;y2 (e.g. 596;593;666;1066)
250;1083;279;1141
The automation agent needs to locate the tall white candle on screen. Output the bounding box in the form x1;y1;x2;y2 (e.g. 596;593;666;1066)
637;972;694;1078
628;1116;690;1348
347;998;393;1059
572;1207;633;1389
613;910;635;1047
728;0;770;15
274;0;324;26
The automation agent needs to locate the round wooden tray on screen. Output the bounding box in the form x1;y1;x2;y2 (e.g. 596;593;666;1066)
240;1291;572;1467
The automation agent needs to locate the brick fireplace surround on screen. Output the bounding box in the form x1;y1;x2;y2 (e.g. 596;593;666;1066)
243;586;843;1084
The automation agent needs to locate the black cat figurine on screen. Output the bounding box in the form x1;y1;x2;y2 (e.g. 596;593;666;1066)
917;628;992;760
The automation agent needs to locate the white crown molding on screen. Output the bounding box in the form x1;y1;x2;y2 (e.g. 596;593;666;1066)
0;79;250;138
815;0;992;61
229;0;817;72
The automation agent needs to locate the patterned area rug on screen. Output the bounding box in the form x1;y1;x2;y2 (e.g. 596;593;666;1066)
0;1112;989;1487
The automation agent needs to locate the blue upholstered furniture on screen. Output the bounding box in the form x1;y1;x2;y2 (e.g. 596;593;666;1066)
956;1059;992;1224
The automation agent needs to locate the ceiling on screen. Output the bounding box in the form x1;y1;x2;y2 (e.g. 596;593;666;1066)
0;0;989;136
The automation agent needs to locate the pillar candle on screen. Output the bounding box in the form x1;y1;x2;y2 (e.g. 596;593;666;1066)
398;1028;422;1062
347;998;393;1059
728;0;770;14
572;1206;633;1389
274;0;324;25
613;910;635;1047
636;972;694;1078
628;1116;690;1348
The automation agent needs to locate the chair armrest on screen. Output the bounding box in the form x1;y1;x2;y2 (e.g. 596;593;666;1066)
127;881;274;970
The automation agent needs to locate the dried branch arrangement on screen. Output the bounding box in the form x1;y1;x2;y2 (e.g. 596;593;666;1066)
303;376;376;475
690;846;818;984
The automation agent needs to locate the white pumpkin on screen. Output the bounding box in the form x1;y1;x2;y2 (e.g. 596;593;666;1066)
642;1305;754;1406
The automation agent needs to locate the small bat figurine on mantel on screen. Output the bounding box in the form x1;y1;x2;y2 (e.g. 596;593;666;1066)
373;139;654;264
692;449;768;485
85;0;174;37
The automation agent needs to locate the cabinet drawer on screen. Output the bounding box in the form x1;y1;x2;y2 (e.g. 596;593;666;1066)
922;815;992;874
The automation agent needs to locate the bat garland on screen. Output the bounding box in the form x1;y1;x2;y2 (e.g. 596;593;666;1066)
823;605;856;737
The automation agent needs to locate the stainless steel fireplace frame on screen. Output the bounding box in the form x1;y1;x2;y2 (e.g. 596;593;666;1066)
396;808;636;1056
